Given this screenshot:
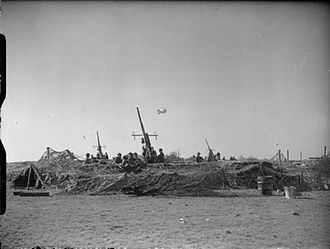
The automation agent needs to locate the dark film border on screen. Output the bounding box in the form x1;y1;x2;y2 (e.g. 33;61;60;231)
0;33;6;215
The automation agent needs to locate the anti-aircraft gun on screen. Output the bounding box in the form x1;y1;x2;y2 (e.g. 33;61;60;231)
205;139;216;162
93;131;106;159
132;107;158;163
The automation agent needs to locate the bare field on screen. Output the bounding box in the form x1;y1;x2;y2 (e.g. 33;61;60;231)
0;189;329;249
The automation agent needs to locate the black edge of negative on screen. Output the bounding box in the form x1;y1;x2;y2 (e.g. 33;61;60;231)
0;33;6;215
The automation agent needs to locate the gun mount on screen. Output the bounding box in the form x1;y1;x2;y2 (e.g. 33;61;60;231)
132;107;158;163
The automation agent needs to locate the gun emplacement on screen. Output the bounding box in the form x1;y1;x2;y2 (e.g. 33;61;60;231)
132;107;158;163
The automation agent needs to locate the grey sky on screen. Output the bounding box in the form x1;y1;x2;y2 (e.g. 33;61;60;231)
1;2;329;162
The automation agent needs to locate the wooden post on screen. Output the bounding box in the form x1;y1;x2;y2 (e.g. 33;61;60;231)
47;147;50;165
31;165;46;189
287;150;289;162
300;152;302;161
278;150;282;172
324;146;327;158
26;165;32;190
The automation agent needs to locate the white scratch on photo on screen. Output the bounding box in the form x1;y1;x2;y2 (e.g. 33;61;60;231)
256;31;263;44
268;21;280;30
300;50;308;69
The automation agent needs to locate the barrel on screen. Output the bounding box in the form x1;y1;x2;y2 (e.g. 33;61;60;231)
257;176;273;195
284;186;296;199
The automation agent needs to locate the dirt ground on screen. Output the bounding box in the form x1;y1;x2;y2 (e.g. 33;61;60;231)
0;189;329;249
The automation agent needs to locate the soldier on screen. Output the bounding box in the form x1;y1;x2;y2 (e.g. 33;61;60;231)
85;153;91;164
90;154;97;163
121;155;131;173
104;152;109;160
133;152;141;162
150;148;157;163
132;152;144;173
196;152;204;163
127;152;134;163
114;153;123;164
124;153;140;173
157;148;165;163
142;146;147;159
215;152;221;161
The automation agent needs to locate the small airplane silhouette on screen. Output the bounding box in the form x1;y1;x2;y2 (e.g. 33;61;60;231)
157;108;167;114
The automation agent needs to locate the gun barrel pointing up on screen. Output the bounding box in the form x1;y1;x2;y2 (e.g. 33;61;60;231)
136;107;150;147
205;139;215;157
136;107;147;136
205;139;211;150
96;131;103;156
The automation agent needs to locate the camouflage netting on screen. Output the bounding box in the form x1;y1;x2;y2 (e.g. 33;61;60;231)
304;158;330;190
121;169;229;197
55;168;235;197
57;161;300;196
283;158;330;190
8;148;330;196
36;148;83;171
7;161;35;182
224;161;301;191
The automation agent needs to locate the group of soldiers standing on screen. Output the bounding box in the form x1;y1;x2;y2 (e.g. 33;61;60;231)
113;148;165;165
85;152;109;164
84;148;165;166
194;152;237;163
142;147;165;164
194;152;220;163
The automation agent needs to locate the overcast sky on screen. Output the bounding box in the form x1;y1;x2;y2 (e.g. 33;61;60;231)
1;2;329;162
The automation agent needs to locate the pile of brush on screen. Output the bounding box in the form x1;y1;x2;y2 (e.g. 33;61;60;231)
224;161;299;190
